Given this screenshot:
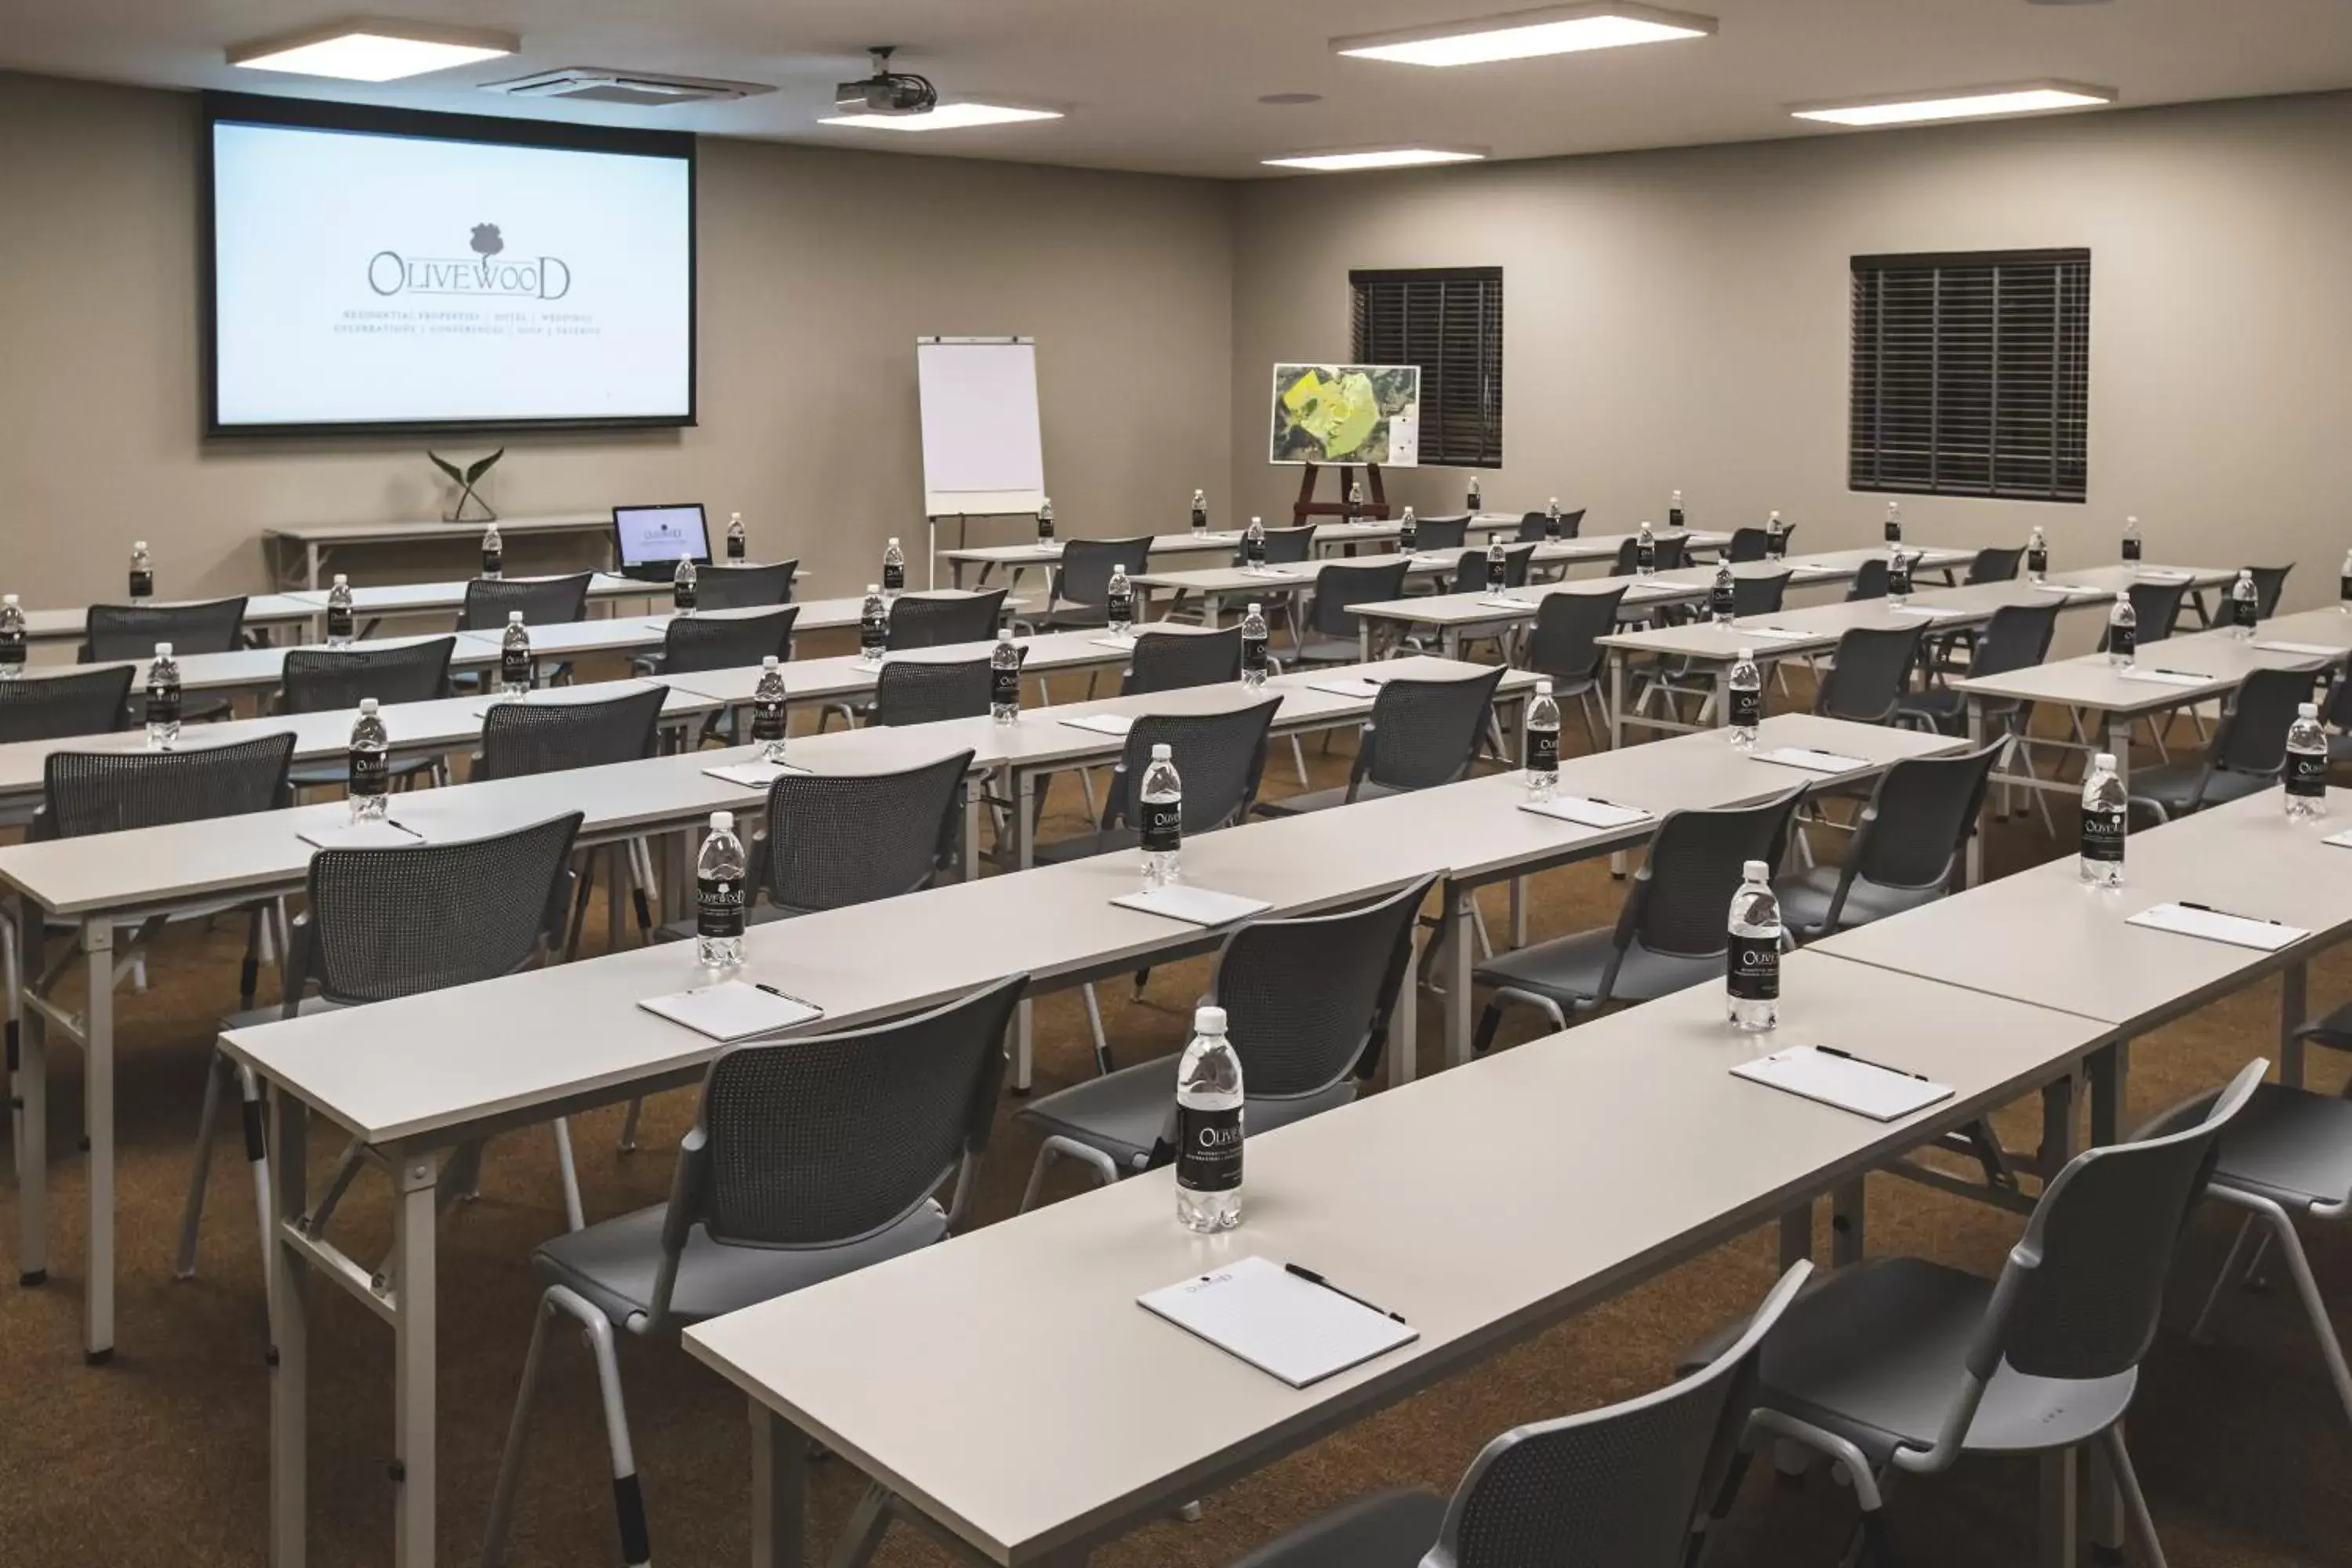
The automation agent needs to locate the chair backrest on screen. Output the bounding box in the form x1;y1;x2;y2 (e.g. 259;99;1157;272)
1814;622;1926;724
1610;538;1641;575
1430;1262;1813;1568
1725;528;1770;563
2246;564;2293;618
1965;546;2026;584
1731;571;1791;618
887;589;1006;651
83;597;248;662
1621;790;1804;960
292;812;582;1009
1846;742;2003;893
1307;558;1410;639
1845;557;1890;601
757;751;974;914
1123;626;1241;695
1212;874;1436;1098
0;666;134;744
873;655;994;726
1451;543;1540;594
459;573;592;632
1973;601;2063;681
1110;702;1278;833
2103;579;2187;648
280;638;456;713
1515;510;1584;543
1414;515;1472;552
475;684;668;780
1524;588;1629;688
1053;537;1154;608
661;607;800;675
38;731;293;839
697;561;798;612
1654;535;1690;571
652;975;1026;1307
1359;667;1508;793
1232;524;1317;566
2209;666;2315;776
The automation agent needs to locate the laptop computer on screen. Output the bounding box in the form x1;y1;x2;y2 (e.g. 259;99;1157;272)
612;503;713;582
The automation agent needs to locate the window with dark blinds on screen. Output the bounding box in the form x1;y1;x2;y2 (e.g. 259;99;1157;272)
1849;249;2090;503
1349;267;1504;468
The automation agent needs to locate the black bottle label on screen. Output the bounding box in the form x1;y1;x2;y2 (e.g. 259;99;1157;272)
1884;520;1900;543
350;748;388;797
1526;728;1559;774
1399;523;1417;551
859;614;886;655
2341;573;2351;604
1241;633;1268;676
2122;536;2143;562
697;874;746;939
991;662;1020;709
2234;593;2259;630
1176;1104;1243;1193
129;569;153;600
1889;562;1912;597
1766;532;1786;560
146;681;179;727
1709;583;1735;619
751;699;786;744
327;605;354;641
1245;537;1265;565
2081;805;2127;862
1191;506;1207;532
2110;621;2136;660
883;563;905;593
501;646;532;688
481;547;501;577
2288;750;2328;797
1108;586;1134;623
1727;937;1780;1000
2028;547;2048;576
1486;557;1507;592
728;534;746;561
674;580;697;612
1636;543;1656;572
1036;515;1054;542
1669;507;1686;532
1141;799;1181;854
0;630;24;668
1730;687;1763;730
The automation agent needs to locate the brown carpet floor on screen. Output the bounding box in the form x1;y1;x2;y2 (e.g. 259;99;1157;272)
3;649;2350;1568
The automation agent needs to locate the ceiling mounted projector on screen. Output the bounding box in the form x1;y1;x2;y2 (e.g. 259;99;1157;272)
835;46;938;116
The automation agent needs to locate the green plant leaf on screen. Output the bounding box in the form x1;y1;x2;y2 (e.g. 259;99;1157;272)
427;452;463;484
466;448;506;484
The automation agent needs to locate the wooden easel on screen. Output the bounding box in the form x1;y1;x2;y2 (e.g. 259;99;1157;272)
1291;462;1389;525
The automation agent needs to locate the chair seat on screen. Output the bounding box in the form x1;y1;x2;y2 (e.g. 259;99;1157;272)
1228;1488;1446;1568
222;994;344;1031
1777;866;1946;938
2128;764;2273;819
1475;927;1719;1009
1032;602;1110;631
2209;1082;2352;1209
1291;637;1367;666
288;755;437;790
1683;1257;2136;1464
1032;826;1142;865
655;901;800;943
2293;997;2352;1051
1256;781;1402;817
535;1199;946;1329
1021;1057;1359;1172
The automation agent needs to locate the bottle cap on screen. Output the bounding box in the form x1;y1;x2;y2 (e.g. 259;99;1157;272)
763;655;779;667
1535;678;1553;695
1744;859;1769;880
155;641;172;657
2114;590;2129;602
1151;742;1172;759
866;583;880;593
710;811;735;832
1250;516;1261;526
1769;510;1780;520
3;593;16;606
135;540;147;550
509;610;524;622
2126;514;2139;525
1737;646;1754;659
998;626;1012;640
2300;702;2319;717
2096;752;2117;769
1194;1005;1227;1034
333;574;347;587
360;698;378;713
1247;601;1262;615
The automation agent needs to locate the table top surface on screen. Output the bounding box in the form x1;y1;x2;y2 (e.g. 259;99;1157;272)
283;572;655;614
1126;532;1726;595
652;626;1195;705
16;593;321;640
1596;574;2114;659
1957;625;2340;711
263;512;612;544
681;949;2112;1566
942;517;1546;566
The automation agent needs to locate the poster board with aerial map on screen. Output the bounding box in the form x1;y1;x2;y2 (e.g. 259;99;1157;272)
1269;364;1421;467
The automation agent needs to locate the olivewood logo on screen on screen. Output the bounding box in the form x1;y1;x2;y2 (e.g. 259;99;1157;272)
367;223;572;299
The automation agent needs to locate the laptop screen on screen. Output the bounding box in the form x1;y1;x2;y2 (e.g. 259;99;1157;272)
612;503;711;574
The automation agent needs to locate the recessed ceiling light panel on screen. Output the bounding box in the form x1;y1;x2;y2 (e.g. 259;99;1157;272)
228;20;519;82
1333;2;1715;67
1791;81;2118;127
818;102;1065;132
1263;147;1489;172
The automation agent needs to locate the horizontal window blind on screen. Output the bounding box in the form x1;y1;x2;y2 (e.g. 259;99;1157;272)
1349;267;1504;468
1850;249;2089;503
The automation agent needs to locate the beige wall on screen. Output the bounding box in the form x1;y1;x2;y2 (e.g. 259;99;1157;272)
1229;91;2352;611
0;71;1236;603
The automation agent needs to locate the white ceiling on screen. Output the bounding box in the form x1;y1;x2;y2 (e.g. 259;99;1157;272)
7;0;2352;178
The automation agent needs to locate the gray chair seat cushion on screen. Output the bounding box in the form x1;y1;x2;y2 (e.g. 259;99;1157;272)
1777;866;1946;939
2329;732;2352;765
655;902;802;943
1033;601;1110;630
1021;1058;1359;1172
1291;637;1367;666
1475;928;1719;1008
535;1199;946;1328
2294;997;2352;1051
1032;826;1142;865
1683;1257;2136;1463
2209;1083;2352;1208
1228;1488;1446;1568
2128;764;2271;819
1256;781;1401;817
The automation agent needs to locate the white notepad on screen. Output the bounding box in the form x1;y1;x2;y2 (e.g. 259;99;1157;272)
1111;884;1272;927
1137;1255;1417;1389
1477;596;1533;610
1060;713;1136;736
299;818;424;850
1192;532;1240;543
1886;604;1965;619
1091;634;1141;651
703;758;808;787
1309;677;1385;700
1788;565;1840;579
1519;796;1653;829
2031;581;2083;593
2126;902;2307;952
2136;568;2193;581
1752;746;1867;774
2116;667;2212;688
2327;828;2352;850
1242;565;1304;579
2255;641;2343;657
1409;554;1457;569
1740;625;1817;642
637;979;823;1041
1733;1046;1954;1123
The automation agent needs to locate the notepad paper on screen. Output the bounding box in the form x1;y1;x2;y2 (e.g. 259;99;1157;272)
1752;746;1867;774
1060;713;1136;736
1091;634;1142;651
1137;1255;1417;1389
2031;582;2083;593
1519;796;1653;829
1309;677;1385;699
2116;668;2212;688
2327;828;2352;850
703;758;808;787
2136;568;2193;581
1241;565;1303;579
637;979;822;1042
1788;565;1840;579
1477;596;1534;610
1732;1046;1954;1123
1111;884;1272;927
2126;902;2307;952
2254;641;2344;657
1886;604;1965;619
299;818;424;850
1740;625;1817;642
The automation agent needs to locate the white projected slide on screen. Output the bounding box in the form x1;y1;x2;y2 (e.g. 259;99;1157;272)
210;118;692;430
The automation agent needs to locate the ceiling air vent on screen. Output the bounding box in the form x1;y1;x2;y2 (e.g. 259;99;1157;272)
482;67;771;107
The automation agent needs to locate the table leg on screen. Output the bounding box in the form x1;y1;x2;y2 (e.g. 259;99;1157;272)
306;543;321;593
82;916;114;1363
1359;619;1370;663
1609;652;1628;879
1016;770;1037;871
2088;1039;2129;1149
750;1401;807;1568
1965;699;1987;888
2281;960;2308;1089
1392;921;1417;1087
16;896;47;1286
1444;884;1475;1069
269;1085;310;1568
392;1156;439;1568
962;782;982;884
1778;1203;1813;1267
2038;1447;2079;1568
1508;878;1526;950
2106;715;2132;790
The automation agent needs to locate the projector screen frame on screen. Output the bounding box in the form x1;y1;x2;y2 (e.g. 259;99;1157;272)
200;91;699;440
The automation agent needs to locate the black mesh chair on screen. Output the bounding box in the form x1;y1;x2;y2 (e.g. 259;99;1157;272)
1778;742;2001;939
480;975;1026;1568
1123;626;1242;694
1412;515;1472;552
1965;546;2026;584
1232;525;1318;567
1471;789;1804;1051
178;814;585;1289
872;655;994;727
695;560;797;612
642;607;799;675
1845;557;1891;602
0;666;133;745
1656;534;1692;572
1607;535;1687;576
1035;702;1278;865
1292;557;1410;666
1037;537;1155;630
1261;667;1507;816
1896;600;2064;833
1726;528;1772;563
1638;573;1793;722
888;589;1007;651
280;637;459;790
1687;1061;2267;1568
82;597;249;662
1449;543;1540;594
1230;1262;1812;1568
1514;508;1584;543
459;573;593;632
1813;623;1929;726
2246;564;2294;618
1018;874;1437;1201
1522;587;1628;752
1733;571;1792;616
2100;579;2190;652
2126;666;2314;822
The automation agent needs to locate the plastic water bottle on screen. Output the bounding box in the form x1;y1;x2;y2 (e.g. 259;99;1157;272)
0;594;25;679
1635;520;1657;578
1174;1004;1243;1232
145;642;180;749
2106;591;2136;666
695;811;748;970
1243;516;1267;568
1728;648;1762;750
1545;497;1563;539
1107;566;1135;636
881;537;906;598
1727;861;1782;1032
2229;568;2259;638
480;524;503;580
1887;548;1914;605
1398;506;1418;554
1346;479;1365;521
1524;679;1561;801
2286;702;2329;819
348;699;389;822
1883;500;1902;545
857;584;887;666
2340;548;2352;613
2080;753;2128;885
990;628;1022;724
726;511;747;561
1035;497;1055;543
2122;515;2143;564
750;656;789;763
670;556;698;616
1240;602;1269;690
1708;561;1736;623
325;574;355;645
1669;489;1686;532
1139;742;1183;888
129;541;154;601
2027;525;2049;583
1766;511;1787;561
1485;536;1508;594
1466;474;1483;513
499;612;532;695
1190;489;1208;533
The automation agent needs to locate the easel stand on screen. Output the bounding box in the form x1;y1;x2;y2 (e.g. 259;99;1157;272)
924;511;1034;590
1291;463;1389;525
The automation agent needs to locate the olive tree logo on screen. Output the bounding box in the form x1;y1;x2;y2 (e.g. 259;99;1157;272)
369;223;568;299
470;223;503;279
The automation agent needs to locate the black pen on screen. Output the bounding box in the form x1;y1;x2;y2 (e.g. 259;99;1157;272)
1580;796;1645;815
1817;1045;1930;1083
1284;1263;1408;1324
2178;901;2285;927
2147;667;2204;680
753;982;822;1011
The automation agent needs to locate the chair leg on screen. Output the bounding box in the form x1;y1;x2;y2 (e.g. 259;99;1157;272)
617;1098;644;1154
825;1483;894;1568
2255;1203;2352;1428
482;1294;560;1567
2099;1426;2168;1568
2188;1212;2262;1342
1080;983;1113;1076
564;851;597;964
240;906;264;1010
1472;1004;1504;1055
1019;1134;1121;1213
551;1117;586;1232
175;1053;230;1279
1289;735;1308;788
626;839;658;945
